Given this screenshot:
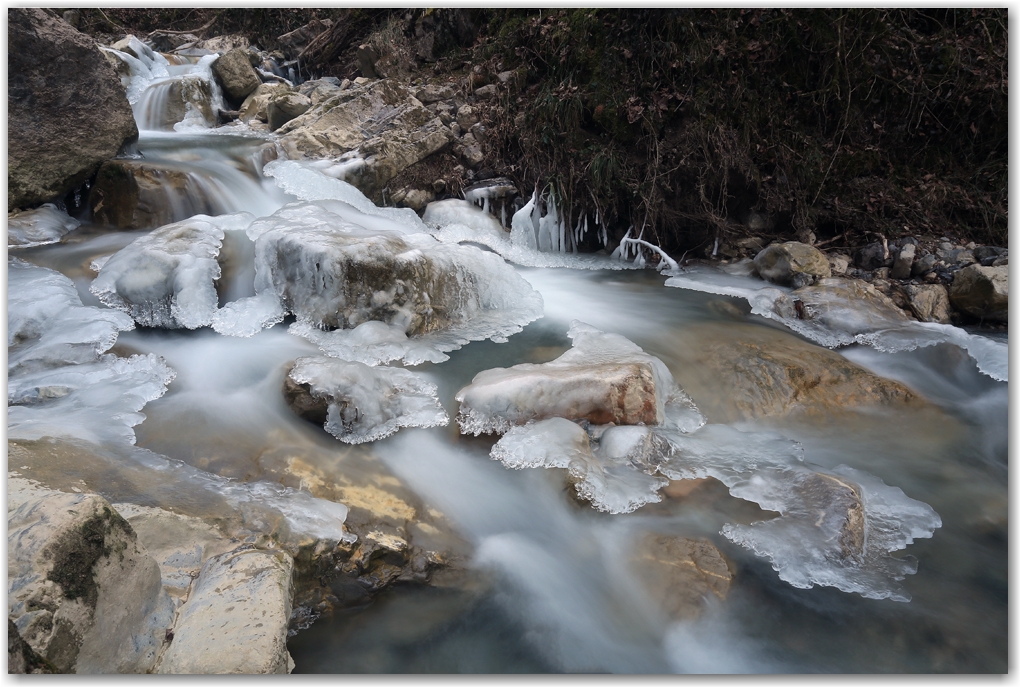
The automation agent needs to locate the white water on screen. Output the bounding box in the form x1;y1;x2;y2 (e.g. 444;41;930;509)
7;66;1008;673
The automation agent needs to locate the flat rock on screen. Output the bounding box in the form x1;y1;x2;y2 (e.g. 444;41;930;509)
156;548;295;674
8;8;138;209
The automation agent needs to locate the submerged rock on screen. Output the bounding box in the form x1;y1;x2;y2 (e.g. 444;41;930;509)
753;241;831;287
8;8;138;209
948;264;1008;322
90;160;221;230
631;535;732;621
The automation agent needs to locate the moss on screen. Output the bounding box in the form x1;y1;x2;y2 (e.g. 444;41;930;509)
45;506;132;606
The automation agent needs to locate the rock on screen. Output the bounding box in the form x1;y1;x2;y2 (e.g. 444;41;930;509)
193;35;249;54
474;83;497;99
746;211;769;231
873;266;891;280
796;472;866;561
905;284;951;324
89;160;216;229
992;254;1008;267
911;252;937;277
948;264;1008;322
353;76;371;86
9;618;56;673
432;178;447;194
356;43;380;79
276;18;332;58
974;245;1006;265
238;82;292;123
460;144;485;168
828;253;851;276
668;322;923;423
297;78;342;105
753;241;831;287
456;104;480;131
267;92;311;131
855;241;891;271
148;31;199;53
631;535;732;621
435;101;456;125
469;122;487;143
277;79;453;203
212;48;262;104
8;8;139;210
8;204;80;248
890;243;915;279
8;491;174;673
156;548;295;674
497;70;515;83
401;188;435;212
735;236;765;256
415;82;457;104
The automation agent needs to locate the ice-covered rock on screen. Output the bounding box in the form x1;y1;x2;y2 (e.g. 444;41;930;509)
456;321;704;436
91;213;253;329
283;356;448;444
8;204;79;248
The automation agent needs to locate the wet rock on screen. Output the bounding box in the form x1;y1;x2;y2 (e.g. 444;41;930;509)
856;241;891;271
89;160;215;230
8;8;138;210
8;204;80;249
8;490;175;673
890;243;915;279
795;472;865;561
277;79;453;203
401;188;435;212
297;78;342;105
267;92;311;131
156;548;295;674
212;48;262;105
793;277;911;327
948;264;1008;322
668;322;922;423
905;284;952;324
753;241;831;287
238;82;293;123
631;535;732;621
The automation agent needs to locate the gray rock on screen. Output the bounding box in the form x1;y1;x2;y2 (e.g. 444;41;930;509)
911;252;937;277
753;241;831;287
89;159;224;229
297;78;342;106
402;188;435;212
474;83;497;100
212;48;262;104
948;264;1008;322
905;284;951;324
456;104;480;131
415;82;457;104
631;535;732;621
267;92;312;131
449;122;462;137
890;243;915;279
8;9;138;210
855;241;891;271
974;245;1006;264
356;43;380;79
8;490;174;673
62;9;80;27
460;144;485;168
156;548;295;674
276;18;332;58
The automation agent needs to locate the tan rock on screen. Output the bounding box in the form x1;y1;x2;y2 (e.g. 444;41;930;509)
753;241;831;287
949;264;1008;322
631;535;732;621
212;48;261;104
238;82;293;123
268;92;312;131
905;283;952;324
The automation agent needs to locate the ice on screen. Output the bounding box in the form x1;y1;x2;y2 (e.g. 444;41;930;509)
263;159;428;232
8;204;80;248
218;201;543;356
491;417;592;470
91;213;254;329
423;199;507;241
9;259;135;373
665;265;1008;382
101;38;171;105
8;353;176;446
456;321;704;436
287;320;449;366
287;356;448;444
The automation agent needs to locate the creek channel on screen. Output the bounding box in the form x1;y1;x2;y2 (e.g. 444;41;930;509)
8;53;1008;674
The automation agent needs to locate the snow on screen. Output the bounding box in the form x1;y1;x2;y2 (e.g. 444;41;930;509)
8;204;79;248
288;356;448;443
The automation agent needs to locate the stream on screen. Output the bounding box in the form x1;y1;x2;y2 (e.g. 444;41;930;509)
7;51;1008;674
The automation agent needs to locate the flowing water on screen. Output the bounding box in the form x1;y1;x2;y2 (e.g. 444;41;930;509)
7;60;1009;674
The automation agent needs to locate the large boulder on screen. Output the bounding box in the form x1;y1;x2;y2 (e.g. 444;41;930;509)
8;490;175;674
276;79;454;202
212;48;261;105
753;241;831;287
8;8;139;209
948;264;1008;322
156;548;295;674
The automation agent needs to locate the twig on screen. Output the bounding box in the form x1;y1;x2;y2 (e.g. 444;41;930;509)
148;16;218;39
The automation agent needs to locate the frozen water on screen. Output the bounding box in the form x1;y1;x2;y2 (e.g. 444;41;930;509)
9;259;135;373
457;321;704;436
665;265;1008;382
423;199;507;241
288;356;448;443
91;214;252;328
287;320;449;366
8;204;80;248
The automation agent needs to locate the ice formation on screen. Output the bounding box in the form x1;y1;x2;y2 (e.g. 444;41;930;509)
8;260;176;445
456;321;704;436
91;213;251;329
288;320;449;366
488;414;942;600
8;204;80;248
101;37;171;106
665;266;1008;382
287;356;448;443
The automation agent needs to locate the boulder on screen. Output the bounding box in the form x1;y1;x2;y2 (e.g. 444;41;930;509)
855;241;891;271
276;79;454;202
156;548;295;674
890;243;915;279
667;322;923;423
631;535;732;620
911;252;937;277
297;78;343;105
192;35;250;54
905;284;951;324
89;160;214;229
474;83;497;99
949;264;1008;322
8;490;174;673
238;82;293;123
8;8;139;209
267;92;312;131
212;48;261;104
456;104;480;131
828;253;851;276
753;241;831;287
8;204;80;248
